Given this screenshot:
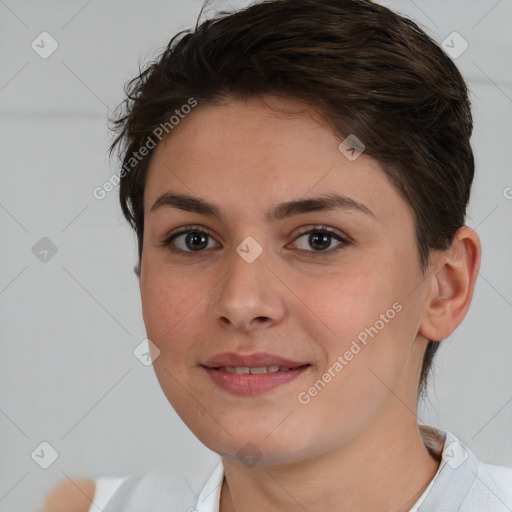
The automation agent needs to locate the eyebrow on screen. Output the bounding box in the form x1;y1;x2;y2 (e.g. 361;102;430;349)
149;191;375;222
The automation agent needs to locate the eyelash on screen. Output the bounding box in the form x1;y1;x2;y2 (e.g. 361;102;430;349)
161;224;350;257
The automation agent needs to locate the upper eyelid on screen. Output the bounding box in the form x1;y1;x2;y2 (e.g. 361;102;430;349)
166;224;346;238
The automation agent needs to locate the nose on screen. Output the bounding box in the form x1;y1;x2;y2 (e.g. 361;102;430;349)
212;240;287;333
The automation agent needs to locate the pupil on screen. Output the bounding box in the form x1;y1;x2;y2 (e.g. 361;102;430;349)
310;233;331;251
187;232;208;250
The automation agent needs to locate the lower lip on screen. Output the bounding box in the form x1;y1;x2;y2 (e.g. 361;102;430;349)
201;366;310;396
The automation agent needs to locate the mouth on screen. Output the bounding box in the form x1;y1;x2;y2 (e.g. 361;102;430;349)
201;351;309;369
199;352;312;396
208;365;310;374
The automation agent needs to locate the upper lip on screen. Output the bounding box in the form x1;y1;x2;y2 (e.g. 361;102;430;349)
201;352;309;369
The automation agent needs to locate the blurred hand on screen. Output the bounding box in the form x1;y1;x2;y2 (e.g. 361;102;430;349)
39;478;95;512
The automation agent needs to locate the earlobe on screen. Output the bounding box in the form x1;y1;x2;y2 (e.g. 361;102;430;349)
419;226;481;342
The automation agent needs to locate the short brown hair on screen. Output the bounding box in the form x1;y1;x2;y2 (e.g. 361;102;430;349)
109;0;474;400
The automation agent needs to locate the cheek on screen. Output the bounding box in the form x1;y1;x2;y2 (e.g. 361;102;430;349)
294;261;394;343
140;266;207;355
140;268;208;415
293;259;411;386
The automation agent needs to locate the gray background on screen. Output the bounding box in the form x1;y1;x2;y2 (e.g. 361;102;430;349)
1;0;511;510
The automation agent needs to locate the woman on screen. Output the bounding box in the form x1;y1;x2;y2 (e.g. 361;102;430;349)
42;0;512;510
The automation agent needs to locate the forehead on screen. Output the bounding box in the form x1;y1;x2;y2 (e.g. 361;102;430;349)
143;97;408;225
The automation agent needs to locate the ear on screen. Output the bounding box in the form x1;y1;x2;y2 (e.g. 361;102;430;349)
419;226;481;341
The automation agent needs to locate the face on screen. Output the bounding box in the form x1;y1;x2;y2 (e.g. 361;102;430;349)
139;96;431;465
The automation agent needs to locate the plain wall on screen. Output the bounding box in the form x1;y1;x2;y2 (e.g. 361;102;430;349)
1;1;511;510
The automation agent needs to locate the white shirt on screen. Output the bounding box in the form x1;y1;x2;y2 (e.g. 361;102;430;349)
90;426;512;511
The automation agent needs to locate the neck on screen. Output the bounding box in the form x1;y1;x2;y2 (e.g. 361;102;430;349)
219;419;443;512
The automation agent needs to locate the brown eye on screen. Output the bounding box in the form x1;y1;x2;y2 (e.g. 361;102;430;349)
162;226;219;253
291;226;349;254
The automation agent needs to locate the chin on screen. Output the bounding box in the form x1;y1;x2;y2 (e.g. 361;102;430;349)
198;428;310;467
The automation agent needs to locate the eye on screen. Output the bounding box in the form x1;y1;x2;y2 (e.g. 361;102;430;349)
161;226;219;253
289;225;349;254
161;224;350;255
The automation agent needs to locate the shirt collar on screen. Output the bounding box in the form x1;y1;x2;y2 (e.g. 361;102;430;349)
416;427;479;511
195;461;224;512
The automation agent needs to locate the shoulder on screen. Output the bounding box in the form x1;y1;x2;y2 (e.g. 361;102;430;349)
101;457;222;512
40;456;222;512
454;433;512;510
468;460;512;507
417;427;512;511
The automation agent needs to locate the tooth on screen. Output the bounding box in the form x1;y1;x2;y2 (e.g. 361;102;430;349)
249;366;268;374
222;366;290;374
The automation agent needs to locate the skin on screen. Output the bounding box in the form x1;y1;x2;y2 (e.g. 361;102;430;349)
139;95;481;512
41;478;95;512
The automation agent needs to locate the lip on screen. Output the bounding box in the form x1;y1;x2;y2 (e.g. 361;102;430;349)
201;352;308;369
200;352;311;396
